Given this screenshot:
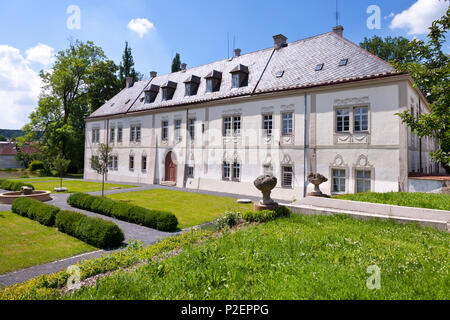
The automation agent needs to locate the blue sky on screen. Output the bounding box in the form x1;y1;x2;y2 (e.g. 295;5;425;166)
0;0;448;129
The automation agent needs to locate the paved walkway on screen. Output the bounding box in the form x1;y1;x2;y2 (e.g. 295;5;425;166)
0;183;275;287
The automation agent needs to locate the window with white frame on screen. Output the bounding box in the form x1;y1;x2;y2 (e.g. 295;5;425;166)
117;127;123;143
282;113;293;136
130;126;135;142
232;162;240;181
175;120;182;140
187;166;194;178
263;164;273;176
282;166;293;188
113;156;118;170
233;116;241;136
189;119;195;140
336;109;350;132
223;117;232;136
108;156;113;170
223;116;241;136
354;107;369;132
162;121;169;141
263;114;273;137
141;155;147;171
136;126;141;142
92;128;100;143
332;169;346;193
356;170;371;193
130;125;141;142
223;162;231;180
129;155;134;170
90;156;99;169
110;127;115;143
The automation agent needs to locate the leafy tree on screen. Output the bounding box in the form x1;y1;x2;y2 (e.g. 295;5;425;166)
395;8;450;171
118;41;143;88
360;36;422;64
90;143;112;197
22;40;120;173
171;53;181;72
0;135;6;142
53;155;71;189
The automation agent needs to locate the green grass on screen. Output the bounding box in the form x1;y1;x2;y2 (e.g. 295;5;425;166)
106;189;252;228
0;211;95;275
29;180;137;193
333;192;450;211
66;214;449;300
7;177;61;182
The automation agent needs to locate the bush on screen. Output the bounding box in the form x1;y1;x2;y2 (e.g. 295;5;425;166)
28;160;45;172
55;210;84;235
11;197;36;217
217;211;241;229
68;193;179;232
27;202;60;226
76;217;124;249
241;206;291;223
1;180;34;191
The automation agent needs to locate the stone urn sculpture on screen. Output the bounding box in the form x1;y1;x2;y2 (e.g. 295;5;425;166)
307;173;329;197
253;175;279;211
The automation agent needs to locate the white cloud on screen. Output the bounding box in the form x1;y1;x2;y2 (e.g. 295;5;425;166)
390;0;449;35
25;43;55;66
127;18;155;38
0;45;43;129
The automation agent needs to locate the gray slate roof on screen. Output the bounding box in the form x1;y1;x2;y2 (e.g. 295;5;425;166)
88;31;397;119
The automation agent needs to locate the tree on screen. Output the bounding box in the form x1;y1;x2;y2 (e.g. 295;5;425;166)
90;143;112;197
0;135;6;142
395;8;450;171
22;40;120;173
53;155;71;189
360;36;422;64
118;41;143;88
171;53;181;72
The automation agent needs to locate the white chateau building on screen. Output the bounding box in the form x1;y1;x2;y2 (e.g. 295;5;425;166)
84;26;442;201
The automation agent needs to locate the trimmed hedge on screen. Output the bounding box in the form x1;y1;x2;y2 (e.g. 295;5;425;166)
11;198;124;249
67;193;179;232
28;160;45;172
241;206;291;223
0;180;35;192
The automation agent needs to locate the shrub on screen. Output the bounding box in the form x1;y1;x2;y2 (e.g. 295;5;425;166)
28;160;45;172
68;194;179;232
11;197;37;217
275;206;291;218
217;211;241;229
1;180;34;191
55;210;84;236
76;217;124;249
27;202;60;226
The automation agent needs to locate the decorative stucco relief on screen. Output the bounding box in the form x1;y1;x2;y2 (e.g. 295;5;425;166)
334;96;369;107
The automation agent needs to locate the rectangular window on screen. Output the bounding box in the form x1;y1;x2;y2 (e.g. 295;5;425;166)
117;127;123;143
142;156;147;171
223;162;230;180
332;169;346;193
263;114;273;137
135;126;141;142
189;119;195;140
162;121;169;141
130;126;136;142
232;73;240;89
113;156;118;170
187;166;194;178
232;162;240;181
129;155;134;170
108;156;113;170
233;116;241;136
282;166;293;188
354;107;369;132
90;156;98;169
223;117;232;136
92;129;100;143
263;164;273;176
336;109;350;132
175;120;182;140
282;113;293;136
110;128;115;143
356;170;371;193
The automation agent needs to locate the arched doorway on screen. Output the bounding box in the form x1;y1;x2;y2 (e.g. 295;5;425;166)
165;151;177;183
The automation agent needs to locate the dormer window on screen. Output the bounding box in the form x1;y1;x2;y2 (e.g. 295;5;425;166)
230;64;249;88
339;59;348;66
205;70;222;93
315;63;324;71
161;81;177;101
184;75;201;96
144;84;160;104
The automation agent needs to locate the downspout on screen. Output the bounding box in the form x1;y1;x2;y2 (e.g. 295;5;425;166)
419;99;423;173
303;93;308;198
183;108;189;188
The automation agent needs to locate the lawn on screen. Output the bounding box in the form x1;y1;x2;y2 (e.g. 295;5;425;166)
29;180;137;193
66;214;449;300
0;211;95;275
106;189;253;228
333;192;450;211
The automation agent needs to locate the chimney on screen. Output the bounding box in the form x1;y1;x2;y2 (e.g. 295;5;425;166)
234;48;241;57
181;63;187;72
150;71;157;78
125;77;134;88
273;34;288;49
332;25;344;37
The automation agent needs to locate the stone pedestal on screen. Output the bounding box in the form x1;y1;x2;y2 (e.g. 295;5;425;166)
254;202;279;211
21;186;33;195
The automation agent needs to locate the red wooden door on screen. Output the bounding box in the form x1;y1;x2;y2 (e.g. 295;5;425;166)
165;152;177;182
